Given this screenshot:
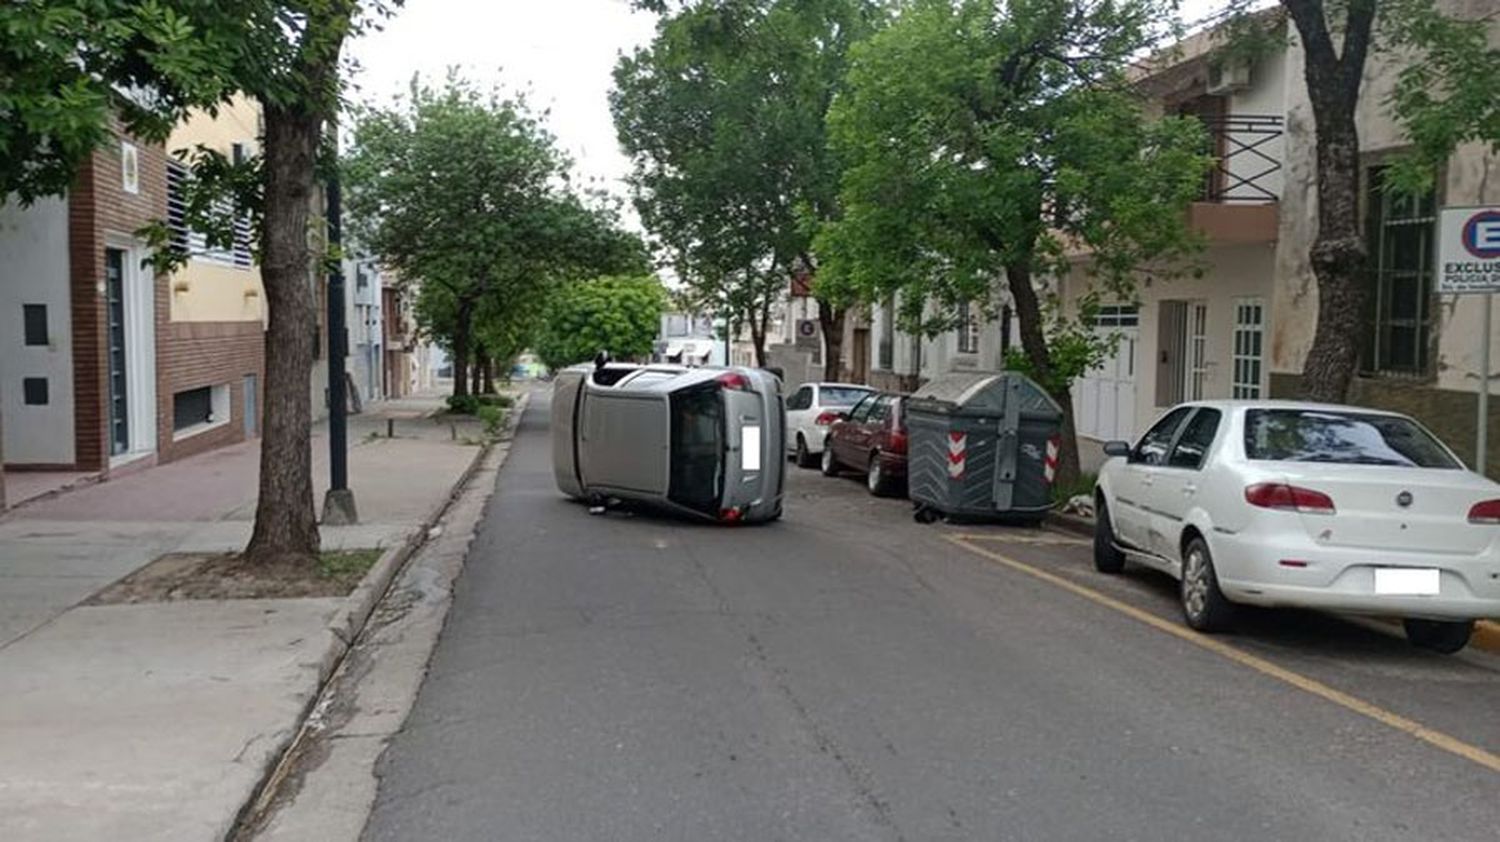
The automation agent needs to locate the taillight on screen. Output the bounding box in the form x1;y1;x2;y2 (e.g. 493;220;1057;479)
1244;483;1336;515
815;411;840;425
719;507;743;523
888;430;908;454
1468;499;1500;524
717;372;750;391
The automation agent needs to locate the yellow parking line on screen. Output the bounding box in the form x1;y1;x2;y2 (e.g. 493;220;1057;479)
946;534;1500;775
952;532;1090;547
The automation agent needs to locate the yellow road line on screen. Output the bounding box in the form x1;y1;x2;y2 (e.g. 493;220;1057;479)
952;532;1089;547
945;534;1500;775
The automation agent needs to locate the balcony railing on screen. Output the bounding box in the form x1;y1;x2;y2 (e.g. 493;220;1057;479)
1198;114;1284;203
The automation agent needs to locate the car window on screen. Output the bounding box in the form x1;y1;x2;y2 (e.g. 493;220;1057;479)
1131;406;1193;466
788;386;812;411
1167;409;1222;470
820;387;870;407
667;384;724;515
1243;409;1460;468
866;395;891;423
848;395;875;423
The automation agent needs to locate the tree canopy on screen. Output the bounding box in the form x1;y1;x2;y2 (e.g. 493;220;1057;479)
534;275;669;371
344;74;646;396
816;0;1209;484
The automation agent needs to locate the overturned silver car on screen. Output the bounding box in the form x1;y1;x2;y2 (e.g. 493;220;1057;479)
551;361;785;523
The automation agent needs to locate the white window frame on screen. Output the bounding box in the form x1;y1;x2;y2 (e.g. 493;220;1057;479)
1185;302;1209;401
1232;297;1266;399
957;301;980;354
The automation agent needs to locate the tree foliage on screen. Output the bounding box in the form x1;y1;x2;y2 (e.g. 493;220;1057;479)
611;0;883;369
344;74;647;397
534;275;669;371
816;0;1209;485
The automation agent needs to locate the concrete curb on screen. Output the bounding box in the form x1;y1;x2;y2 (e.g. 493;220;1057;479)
1044;511;1500;656
230;390;532;840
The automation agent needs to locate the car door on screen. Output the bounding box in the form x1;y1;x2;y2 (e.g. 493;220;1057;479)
786;385;814;453
1149;408;1223;564
863;395;892;459
1115;406;1193;551
836;394;876;465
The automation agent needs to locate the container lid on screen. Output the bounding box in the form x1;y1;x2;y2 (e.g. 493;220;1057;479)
907;370;1062;418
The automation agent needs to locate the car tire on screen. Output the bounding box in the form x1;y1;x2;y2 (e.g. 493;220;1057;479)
1180;536;1235;632
1403;618;1474;654
795;435;818;469
820;440;840;477
867;452;896;497
1093;498;1126;574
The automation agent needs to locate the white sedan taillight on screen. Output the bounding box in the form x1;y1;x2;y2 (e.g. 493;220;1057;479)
1467;499;1500;524
1244;482;1336;515
815;411;840;425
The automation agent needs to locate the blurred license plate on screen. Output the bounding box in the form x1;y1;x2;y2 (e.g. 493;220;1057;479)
1374;567;1440;595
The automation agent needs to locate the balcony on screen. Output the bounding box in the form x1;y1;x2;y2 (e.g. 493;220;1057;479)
1188;114;1283;245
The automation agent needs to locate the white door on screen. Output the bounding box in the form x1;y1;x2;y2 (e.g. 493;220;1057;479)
1073;306;1138;442
1232;297;1266;398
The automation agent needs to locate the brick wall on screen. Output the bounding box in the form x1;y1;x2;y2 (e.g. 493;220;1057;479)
67;132;169;472
156;320;264;462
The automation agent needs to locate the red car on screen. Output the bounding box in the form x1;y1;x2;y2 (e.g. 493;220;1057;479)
820;392;908;496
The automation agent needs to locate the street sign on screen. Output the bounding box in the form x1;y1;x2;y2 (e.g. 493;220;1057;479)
1438;206;1500;294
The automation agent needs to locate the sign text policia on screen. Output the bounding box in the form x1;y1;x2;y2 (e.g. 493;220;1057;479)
1438;206;1500;294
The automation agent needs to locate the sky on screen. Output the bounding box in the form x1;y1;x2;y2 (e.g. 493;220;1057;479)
349;0;1236;232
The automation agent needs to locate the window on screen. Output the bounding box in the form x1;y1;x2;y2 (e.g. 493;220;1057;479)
22;377;49;405
1131;406;1193;466
1232;298;1265;398
23;304;48;346
866;395;891;424
1243;409;1458;468
1168;409;1222;469
1364;166;1437;375
167;160;254;268
173;384;230;437
120;142;139;194
878;301;894;369
957;301;980;354
848;394;877;423
819;386;870;408
667;384;725;515
1186;302;1208;401
787;386;813;411
1092;305;1140;328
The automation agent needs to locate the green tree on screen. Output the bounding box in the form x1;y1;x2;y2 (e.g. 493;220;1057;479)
535;275;669;371
1219;0;1500;402
816;0;1209;486
344;74;646;398
612;0;883;372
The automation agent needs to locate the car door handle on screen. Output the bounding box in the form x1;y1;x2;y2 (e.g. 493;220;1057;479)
1141;476;1154;486
1182;483;1198;495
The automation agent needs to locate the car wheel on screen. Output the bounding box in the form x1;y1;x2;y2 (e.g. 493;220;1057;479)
820;441;840;476
1403;618;1474;654
867;452;896;497
795;435;818;469
1093;498;1126;574
1180;536;1235;632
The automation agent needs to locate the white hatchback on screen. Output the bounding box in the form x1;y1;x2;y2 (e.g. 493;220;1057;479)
1094;401;1500;653
784;382;874;468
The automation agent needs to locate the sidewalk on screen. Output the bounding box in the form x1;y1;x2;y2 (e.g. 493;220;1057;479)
0;389;507;842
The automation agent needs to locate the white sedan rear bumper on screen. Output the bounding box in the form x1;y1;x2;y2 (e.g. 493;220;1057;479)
1212;530;1500;621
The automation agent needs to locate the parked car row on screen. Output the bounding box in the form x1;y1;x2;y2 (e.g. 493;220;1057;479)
785;383;912;497
1094;400;1500;654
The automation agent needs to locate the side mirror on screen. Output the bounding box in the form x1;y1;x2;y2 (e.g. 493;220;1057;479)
1102;440;1131;458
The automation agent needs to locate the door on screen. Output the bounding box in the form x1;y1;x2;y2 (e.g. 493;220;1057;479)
862;395;892;460
1150;408;1223;562
1074;306;1138;442
1115;406;1194;550
835;393;877;466
786;384;814;452
104;248;129;456
243;374;258;437
1231;298;1265;398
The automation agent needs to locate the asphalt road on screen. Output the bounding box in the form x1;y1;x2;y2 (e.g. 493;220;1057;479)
364;396;1500;841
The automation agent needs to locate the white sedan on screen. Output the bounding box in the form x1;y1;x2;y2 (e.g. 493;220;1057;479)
784;382;874;468
1094;400;1500;654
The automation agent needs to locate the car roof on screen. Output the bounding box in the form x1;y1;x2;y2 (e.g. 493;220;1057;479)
1175;399;1408;418
810;382;873;390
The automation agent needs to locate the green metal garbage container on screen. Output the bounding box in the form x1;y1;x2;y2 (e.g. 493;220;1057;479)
906;371;1064;522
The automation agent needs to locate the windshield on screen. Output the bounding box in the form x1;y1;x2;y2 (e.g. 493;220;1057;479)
1243;409;1460;468
667;384;725;514
821;387;872;407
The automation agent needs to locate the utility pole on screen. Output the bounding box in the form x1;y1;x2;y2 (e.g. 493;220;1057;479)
321;173;358;525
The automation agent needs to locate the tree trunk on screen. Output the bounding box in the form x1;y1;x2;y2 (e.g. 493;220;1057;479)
244;104;322;567
480;351;495;395
451;296;473;399
816;298;847;381
1006;260;1081;489
1284;0;1377;402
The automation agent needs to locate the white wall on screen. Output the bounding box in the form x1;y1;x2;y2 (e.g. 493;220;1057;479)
1225;49;1289;202
0;198;76;464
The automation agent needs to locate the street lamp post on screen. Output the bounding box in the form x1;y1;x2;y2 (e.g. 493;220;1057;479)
321;173;358;525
